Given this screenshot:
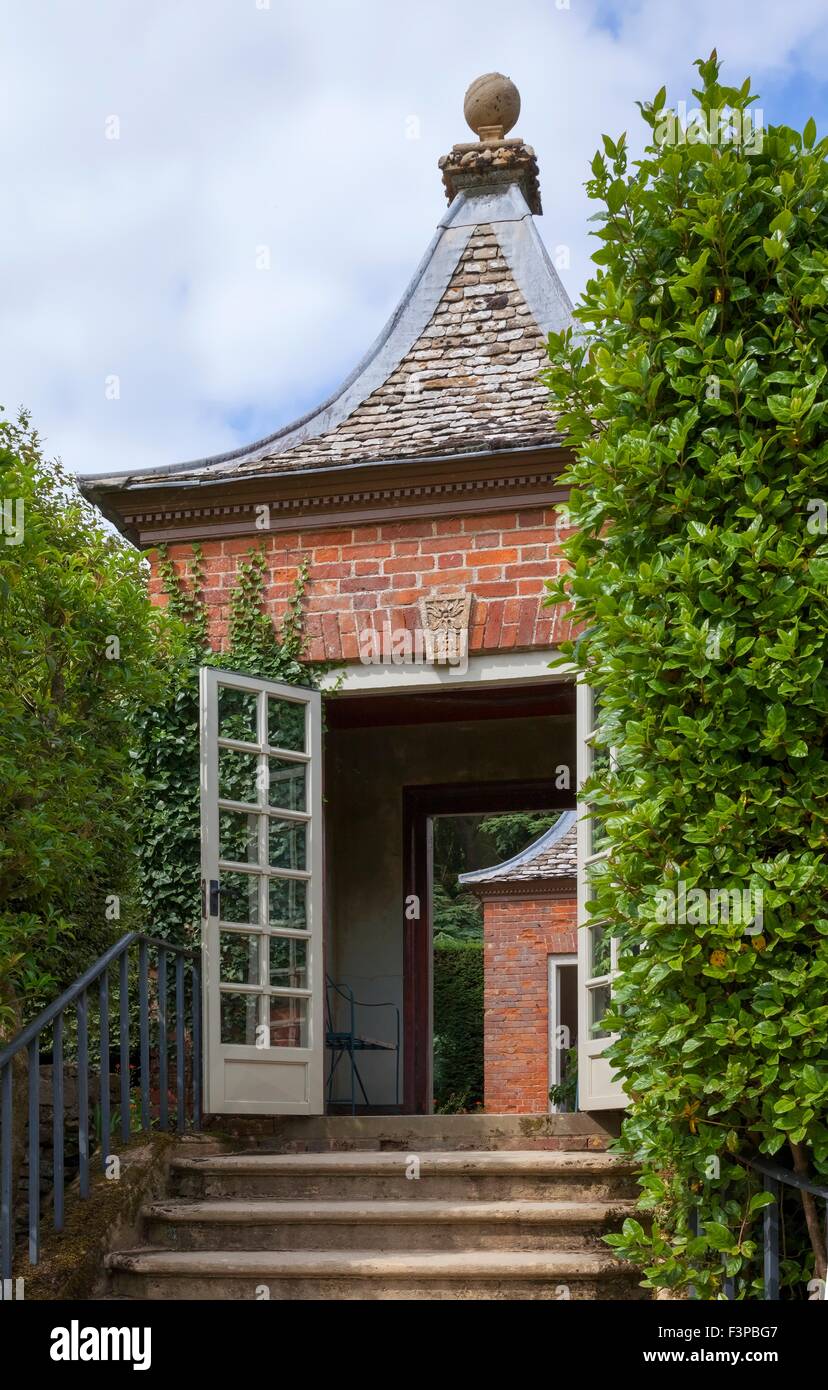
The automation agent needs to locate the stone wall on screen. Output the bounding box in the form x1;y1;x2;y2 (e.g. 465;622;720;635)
482;893;576;1114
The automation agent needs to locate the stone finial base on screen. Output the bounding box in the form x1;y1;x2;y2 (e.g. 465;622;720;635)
439;138;542;216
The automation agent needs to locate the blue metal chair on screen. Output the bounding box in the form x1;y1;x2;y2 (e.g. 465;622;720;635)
325;977;400;1114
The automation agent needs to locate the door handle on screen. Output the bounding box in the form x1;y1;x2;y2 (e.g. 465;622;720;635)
209;879;220;917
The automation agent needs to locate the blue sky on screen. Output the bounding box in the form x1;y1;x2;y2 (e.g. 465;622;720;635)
2;0;827;477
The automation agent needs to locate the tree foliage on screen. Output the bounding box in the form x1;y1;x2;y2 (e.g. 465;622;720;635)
0;411;179;1031
479;811;558;861
545;54;828;1296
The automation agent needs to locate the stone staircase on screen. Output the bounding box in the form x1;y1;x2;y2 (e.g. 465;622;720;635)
104;1116;645;1300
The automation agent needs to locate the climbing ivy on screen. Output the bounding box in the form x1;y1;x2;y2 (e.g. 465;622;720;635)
134;544;320;946
156;543;208;650
545;54;828;1297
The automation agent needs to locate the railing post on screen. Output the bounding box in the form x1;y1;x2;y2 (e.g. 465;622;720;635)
99;971;110;1171
0;933;203;1279
138;940;150;1132
77;990;89;1200
158;949;168;1132
176;955;185;1132
119;950;130;1144
763;1174;780;1301
27;1039;40;1265
1;1064;12;1281
192;955;202;1130
52;1014;64;1233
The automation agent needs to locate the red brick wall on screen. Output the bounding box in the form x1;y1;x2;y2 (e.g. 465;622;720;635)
147;506;572;662
482;893;577;1114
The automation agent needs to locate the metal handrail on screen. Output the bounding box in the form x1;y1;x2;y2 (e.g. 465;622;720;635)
738;1154;828;1302
0;931;201;1280
740;1153;828;1201
692;1152;828;1301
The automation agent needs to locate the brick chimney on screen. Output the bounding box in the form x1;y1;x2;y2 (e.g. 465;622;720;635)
439;72;542;215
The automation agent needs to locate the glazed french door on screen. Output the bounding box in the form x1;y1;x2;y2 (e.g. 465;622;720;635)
576;680;626;1110
200;668;324;1114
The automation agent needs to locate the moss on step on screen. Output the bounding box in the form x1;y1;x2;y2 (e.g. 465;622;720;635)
20;1132;231;1301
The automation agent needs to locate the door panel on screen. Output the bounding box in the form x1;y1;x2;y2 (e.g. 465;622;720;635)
576;680;626;1110
200;667;324;1115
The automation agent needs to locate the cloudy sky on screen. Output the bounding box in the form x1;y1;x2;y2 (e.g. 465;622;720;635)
3;0;828;477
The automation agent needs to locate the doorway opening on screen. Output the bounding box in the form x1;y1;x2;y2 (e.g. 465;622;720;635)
324;679;576;1114
548;956;578;1112
430;810;562;1114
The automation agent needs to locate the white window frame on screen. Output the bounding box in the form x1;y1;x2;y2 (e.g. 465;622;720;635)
547;953;577;1113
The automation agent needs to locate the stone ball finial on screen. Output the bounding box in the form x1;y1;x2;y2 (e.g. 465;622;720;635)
463;72;521;141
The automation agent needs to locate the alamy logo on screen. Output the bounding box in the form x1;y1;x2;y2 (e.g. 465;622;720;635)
654;102;764;154
358;623;468;673
654;880;763;933
2;497;24;545
50;1321;151;1371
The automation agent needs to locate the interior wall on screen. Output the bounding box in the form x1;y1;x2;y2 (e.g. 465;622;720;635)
324;709;575;1106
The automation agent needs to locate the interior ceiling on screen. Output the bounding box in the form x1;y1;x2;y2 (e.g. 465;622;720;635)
325;680;575;730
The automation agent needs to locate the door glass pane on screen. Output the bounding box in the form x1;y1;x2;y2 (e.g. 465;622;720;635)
591;817;611;854
585;856;610;917
218;686;259;744
270;936;308;990
219;747;260;805
220;992;260;1045
589;925;612;978
265;761;307;811
269;877;307;932
269;818;307;872
268;995;308;1048
589;984;612;1039
268;697;305;753
220;810;260;865
220;871;261;926
588;742;611;849
220;932;260;986
266;757;306;812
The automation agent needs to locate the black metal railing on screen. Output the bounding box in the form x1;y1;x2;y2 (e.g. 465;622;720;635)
0;931;201;1280
692;1153;828;1300
739;1153;828;1301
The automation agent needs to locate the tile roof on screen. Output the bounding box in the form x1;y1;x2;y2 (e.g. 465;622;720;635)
225;223;557;476
458;810;578;888
79;178;574;498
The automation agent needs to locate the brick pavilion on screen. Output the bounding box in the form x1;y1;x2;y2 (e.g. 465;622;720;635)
80;74;624;1118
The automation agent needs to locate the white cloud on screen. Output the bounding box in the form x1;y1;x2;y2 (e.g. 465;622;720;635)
2;0;826;475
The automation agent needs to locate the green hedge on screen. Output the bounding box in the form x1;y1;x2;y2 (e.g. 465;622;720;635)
545;53;828;1296
433;940;483;1112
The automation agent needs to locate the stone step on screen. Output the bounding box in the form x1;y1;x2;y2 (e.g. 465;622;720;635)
106;1247;646;1300
209;1112;619;1153
142;1197;637;1252
170;1149;638;1203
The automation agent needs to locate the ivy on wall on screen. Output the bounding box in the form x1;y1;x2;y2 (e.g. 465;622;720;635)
135;545;319;946
545;54;828;1297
